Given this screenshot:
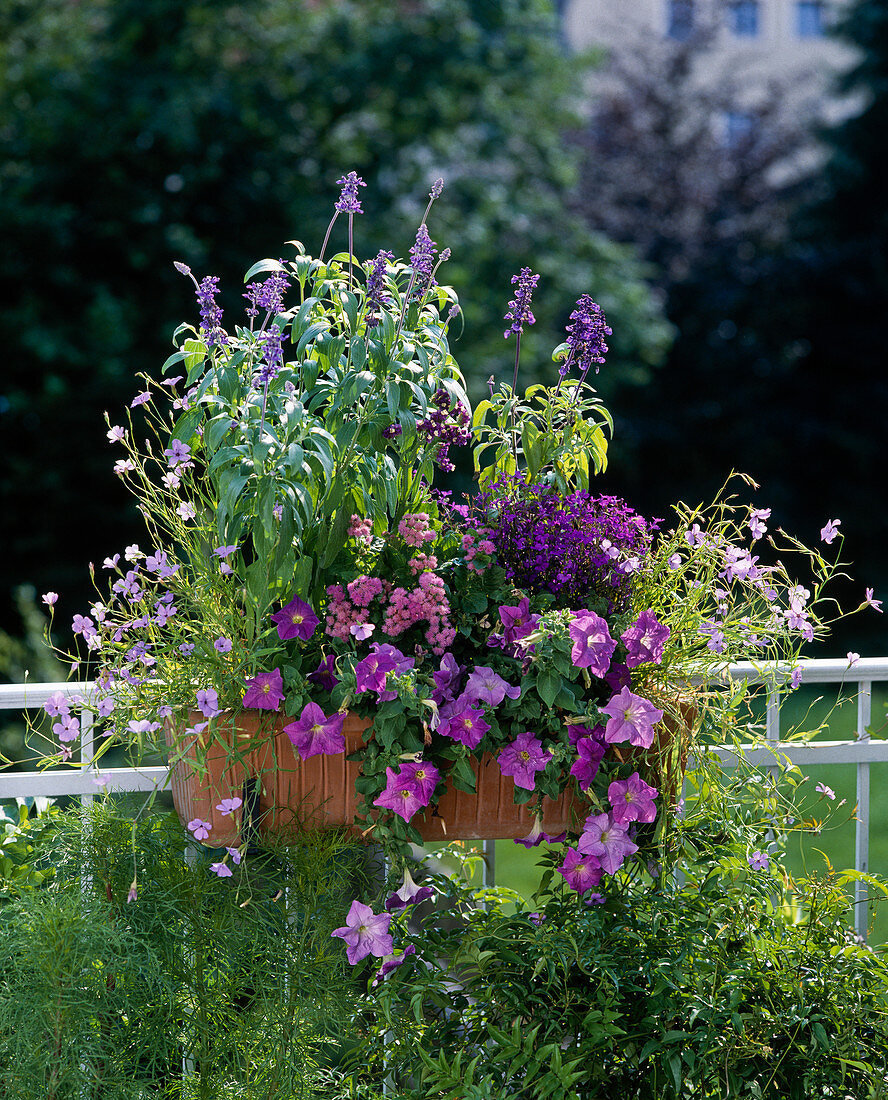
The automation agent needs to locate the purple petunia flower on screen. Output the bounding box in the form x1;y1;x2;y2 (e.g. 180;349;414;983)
607;772;659;826
431;652;464;703
284;702;346;760
621;609;670;669
354;651;398;695
515;818;549;849
498;731;552;791
308;654;339;692
570;734;607;788
369;644;415;702
556;847;604;896
385;868;434;912
438;706;490;750
569;613;617;677
242;668;285;711
459;666;521;709
498;597;539;645
332;899;393;966
372;946;417;985
373;766;427;822
503;267;539;339
600;687;663;749
577;812;638;875
399;760;441;803
271;595;320;642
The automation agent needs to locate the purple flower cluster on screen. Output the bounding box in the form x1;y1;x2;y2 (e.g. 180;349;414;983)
409;224;437;300
256;324;285;387
474;481;658;611
416;389;472;472
244;268;290;320
335;171;367;214
561;294;612;378
366;249;395;329
503;267;539;339
196;275;227;350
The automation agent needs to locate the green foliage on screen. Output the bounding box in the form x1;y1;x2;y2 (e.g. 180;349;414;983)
0;0;670;625
358;797;888;1099
0;804;374;1099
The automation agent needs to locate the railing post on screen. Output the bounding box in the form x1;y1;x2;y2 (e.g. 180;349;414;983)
855;679;872;940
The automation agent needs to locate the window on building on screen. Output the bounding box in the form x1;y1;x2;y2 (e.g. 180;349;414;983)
667;0;695;40
728;1;759;37
796;1;826;37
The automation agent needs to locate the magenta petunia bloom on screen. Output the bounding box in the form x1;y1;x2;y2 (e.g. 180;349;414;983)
621;609;670;669
385;869;434;912
600;687;664;749
498;597;539;643
497;731;552;791
515;818;548;849
570;735;606;788
284;702;346;760
607;771;659;826
459;666;522;708
556;846;604;895
577;812;639;874
370;643;415;702
242;668;285;711
332;900;393;966
373;766;426;822
399;759;441;803
569;613;616;677
271;596;320;641
439;706;490;750
431;652;464;703
373;945;417;985
354;651;398;695
308;654;339;692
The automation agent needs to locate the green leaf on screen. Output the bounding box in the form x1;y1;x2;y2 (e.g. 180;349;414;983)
243;257;287;283
536;669;561;709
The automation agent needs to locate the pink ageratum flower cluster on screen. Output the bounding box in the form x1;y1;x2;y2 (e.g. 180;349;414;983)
398;512;437;549
462;530;496;574
348;514;373;545
325;579;388;640
383;572;456;655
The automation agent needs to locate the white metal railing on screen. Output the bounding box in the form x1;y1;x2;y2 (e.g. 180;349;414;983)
2;657;887;938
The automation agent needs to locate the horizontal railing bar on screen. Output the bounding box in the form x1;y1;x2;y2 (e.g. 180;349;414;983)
0;766;168;799
699;740;888;767
698;656;888;685
0;681;97;708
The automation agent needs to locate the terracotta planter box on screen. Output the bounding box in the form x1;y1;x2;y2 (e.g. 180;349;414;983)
166;710;587;847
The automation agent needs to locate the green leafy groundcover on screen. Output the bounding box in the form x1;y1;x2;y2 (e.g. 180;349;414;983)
0;802;376;1100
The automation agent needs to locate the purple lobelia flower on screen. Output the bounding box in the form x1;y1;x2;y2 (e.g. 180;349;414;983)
577;812;638;874
498;731;552;791
560;295;612;378
335;171;367;214
569;613;617;677
557;847;604;895
503;267;539;340
459;666;521;708
600;687;663;749
332;899;393;965
570;734;607;788
438;706;490;750
271;596;320;642
409;223;437;299
608;772;659;826
284;702;346;760
621;609;670;669
242;668;285;711
355;651;398;695
373;766;427;822
385;868;434;911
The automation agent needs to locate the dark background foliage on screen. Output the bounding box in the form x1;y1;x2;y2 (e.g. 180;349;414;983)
1;0;885;656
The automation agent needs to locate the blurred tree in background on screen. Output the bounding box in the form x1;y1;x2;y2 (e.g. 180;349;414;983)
0;0;670;638
575;3;888;651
